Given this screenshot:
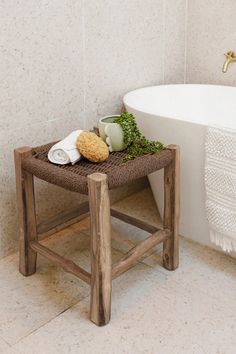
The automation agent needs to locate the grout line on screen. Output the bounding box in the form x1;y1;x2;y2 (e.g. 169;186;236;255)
0;335;13;348
82;0;86;129
12;299;88;346
162;0;166;84
0;250;17;262
184;0;189;83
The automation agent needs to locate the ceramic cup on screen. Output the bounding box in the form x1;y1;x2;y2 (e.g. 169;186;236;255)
98;115;126;152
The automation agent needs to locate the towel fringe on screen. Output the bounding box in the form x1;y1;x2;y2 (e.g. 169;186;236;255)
210;230;236;252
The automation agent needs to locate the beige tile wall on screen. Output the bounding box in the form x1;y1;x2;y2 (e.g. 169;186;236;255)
84;0;164;127
0;1;87;258
164;0;187;84
186;0;236;85
0;1;187;258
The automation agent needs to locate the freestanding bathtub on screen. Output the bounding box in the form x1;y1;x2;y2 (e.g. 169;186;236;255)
124;84;236;249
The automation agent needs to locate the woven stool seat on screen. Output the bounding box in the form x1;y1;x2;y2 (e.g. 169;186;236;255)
22;142;173;194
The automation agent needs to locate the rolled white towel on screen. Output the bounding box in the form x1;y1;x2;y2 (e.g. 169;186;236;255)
48;130;83;165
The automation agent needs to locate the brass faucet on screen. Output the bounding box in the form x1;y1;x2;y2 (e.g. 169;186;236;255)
222;51;236;73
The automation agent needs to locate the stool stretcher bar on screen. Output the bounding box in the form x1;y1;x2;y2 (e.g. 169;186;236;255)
112;229;170;279
110;209;159;234
37;201;89;237
30;241;91;284
29;227;169;287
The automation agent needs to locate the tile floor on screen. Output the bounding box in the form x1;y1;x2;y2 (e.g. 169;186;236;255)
0;188;235;354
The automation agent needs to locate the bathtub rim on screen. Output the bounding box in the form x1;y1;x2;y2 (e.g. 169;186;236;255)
123;84;236;130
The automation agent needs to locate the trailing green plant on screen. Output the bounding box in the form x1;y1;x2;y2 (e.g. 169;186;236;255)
114;112;164;161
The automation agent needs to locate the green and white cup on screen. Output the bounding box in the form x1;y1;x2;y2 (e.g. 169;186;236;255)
98;115;126;152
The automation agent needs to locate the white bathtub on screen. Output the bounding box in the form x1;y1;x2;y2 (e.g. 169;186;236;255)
124;84;236;249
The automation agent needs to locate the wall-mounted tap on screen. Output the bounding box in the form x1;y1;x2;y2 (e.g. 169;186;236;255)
222;51;236;73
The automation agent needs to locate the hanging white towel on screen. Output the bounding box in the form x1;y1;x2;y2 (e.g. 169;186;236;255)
205;126;236;252
48;130;83;165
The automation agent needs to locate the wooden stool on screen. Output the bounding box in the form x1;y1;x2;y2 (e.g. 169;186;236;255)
14;142;179;326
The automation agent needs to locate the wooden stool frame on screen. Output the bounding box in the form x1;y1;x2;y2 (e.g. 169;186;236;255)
14;145;180;326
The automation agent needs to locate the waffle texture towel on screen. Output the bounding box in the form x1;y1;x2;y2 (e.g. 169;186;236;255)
205;126;236;252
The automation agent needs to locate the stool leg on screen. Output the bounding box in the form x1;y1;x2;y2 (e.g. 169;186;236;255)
163;145;180;270
88;173;112;326
14;147;37;276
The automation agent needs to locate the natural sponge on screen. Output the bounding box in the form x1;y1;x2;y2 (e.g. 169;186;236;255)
76;131;109;163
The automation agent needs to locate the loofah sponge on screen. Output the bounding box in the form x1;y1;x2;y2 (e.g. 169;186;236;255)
76;131;109;163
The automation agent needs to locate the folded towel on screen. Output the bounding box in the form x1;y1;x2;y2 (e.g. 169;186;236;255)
48;130;83;165
205;126;236;252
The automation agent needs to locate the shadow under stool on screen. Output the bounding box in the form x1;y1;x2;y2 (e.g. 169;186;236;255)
14;142;180;326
